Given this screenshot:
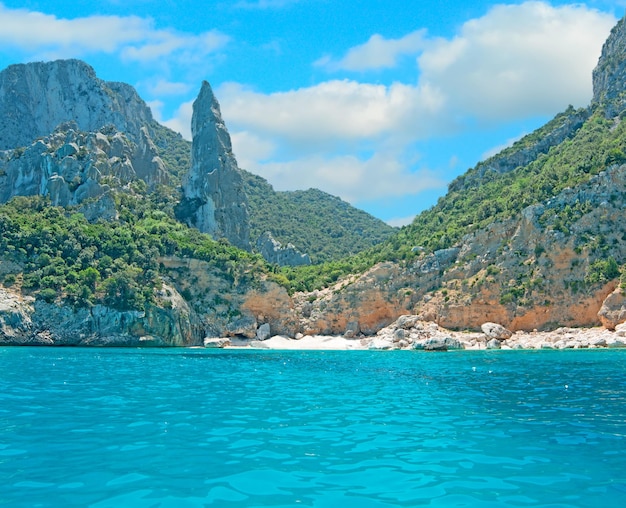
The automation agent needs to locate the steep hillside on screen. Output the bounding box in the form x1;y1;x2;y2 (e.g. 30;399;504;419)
267;15;626;335
176;81;250;250
393;106;626;256
243;171;396;264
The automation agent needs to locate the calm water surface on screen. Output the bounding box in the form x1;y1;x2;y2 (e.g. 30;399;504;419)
1;347;625;507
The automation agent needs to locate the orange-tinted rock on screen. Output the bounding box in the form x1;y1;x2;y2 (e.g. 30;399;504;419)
598;287;626;330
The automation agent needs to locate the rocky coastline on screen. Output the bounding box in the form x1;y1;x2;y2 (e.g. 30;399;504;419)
203;316;626;351
3;279;626;349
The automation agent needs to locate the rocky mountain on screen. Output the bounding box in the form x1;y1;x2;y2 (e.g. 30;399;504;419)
449;106;591;193
260;14;626;337
0;59;175;224
593;14;626;115
4;14;626;347
0;122;168;217
0;59;391;262
256;231;311;267
0;59;153;149
0;57;398;345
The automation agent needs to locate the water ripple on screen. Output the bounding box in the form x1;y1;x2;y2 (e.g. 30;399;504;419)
1;348;626;506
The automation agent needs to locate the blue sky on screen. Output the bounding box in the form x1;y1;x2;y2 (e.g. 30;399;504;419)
0;1;624;225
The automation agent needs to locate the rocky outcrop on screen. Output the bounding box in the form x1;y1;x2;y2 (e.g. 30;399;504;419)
598;287;626;330
0;288;34;343
481;322;513;340
204;337;231;348
0;59;154;150
0;284;203;346
0;122;167;209
256;231;311;266
256;323;271;341
593;16;626;114
178;81;250;250
269;162;626;336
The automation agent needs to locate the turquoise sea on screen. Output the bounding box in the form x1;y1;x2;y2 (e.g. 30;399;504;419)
1;347;625;507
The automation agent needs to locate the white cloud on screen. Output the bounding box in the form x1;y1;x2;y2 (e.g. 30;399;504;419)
121;30;229;64
231;131;277;166
0;4;147;54
316;30;427;72
233;150;446;203
418;2;616;120
218;80;446;148
0;4;229;70
161;100;194;140
212;1;615;163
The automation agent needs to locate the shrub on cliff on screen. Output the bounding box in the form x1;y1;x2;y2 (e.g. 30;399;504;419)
0;196;268;311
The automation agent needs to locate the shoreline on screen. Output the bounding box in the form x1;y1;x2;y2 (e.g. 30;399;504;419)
207;320;626;351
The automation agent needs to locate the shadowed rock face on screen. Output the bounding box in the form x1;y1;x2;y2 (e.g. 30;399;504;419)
0;122;167;213
0;59;153;150
256;231;311;266
178;81;250;250
0;285;204;347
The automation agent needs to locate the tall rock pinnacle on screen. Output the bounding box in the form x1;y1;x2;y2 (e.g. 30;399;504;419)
178;81;250;250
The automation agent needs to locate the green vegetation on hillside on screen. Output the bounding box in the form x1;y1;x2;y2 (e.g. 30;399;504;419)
149;122;191;187
450;106;588;192
243;171;396;263
142;127;397;265
391;107;626;256
275;105;626;293
0;195;266;311
4;104;624;300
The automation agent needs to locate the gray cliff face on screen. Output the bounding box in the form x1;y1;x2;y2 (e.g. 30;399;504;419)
0;122;167;211
178;81;250;250
593;15;626;113
0;60;169;214
0;59;153;149
257;231;311;266
0;285;204;346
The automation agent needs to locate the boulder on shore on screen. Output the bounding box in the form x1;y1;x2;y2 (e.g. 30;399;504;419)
481;322;513;341
256;323;271;341
204;337;231;348
598;287;626;330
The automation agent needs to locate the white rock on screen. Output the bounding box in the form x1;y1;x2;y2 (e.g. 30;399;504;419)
369;338;394;350
607;339;626;348
481;322;513;340
393;329;406;342
204;337;231;348
486;338;501;350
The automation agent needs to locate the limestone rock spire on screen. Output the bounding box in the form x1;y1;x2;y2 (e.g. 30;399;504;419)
178;81;250;250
